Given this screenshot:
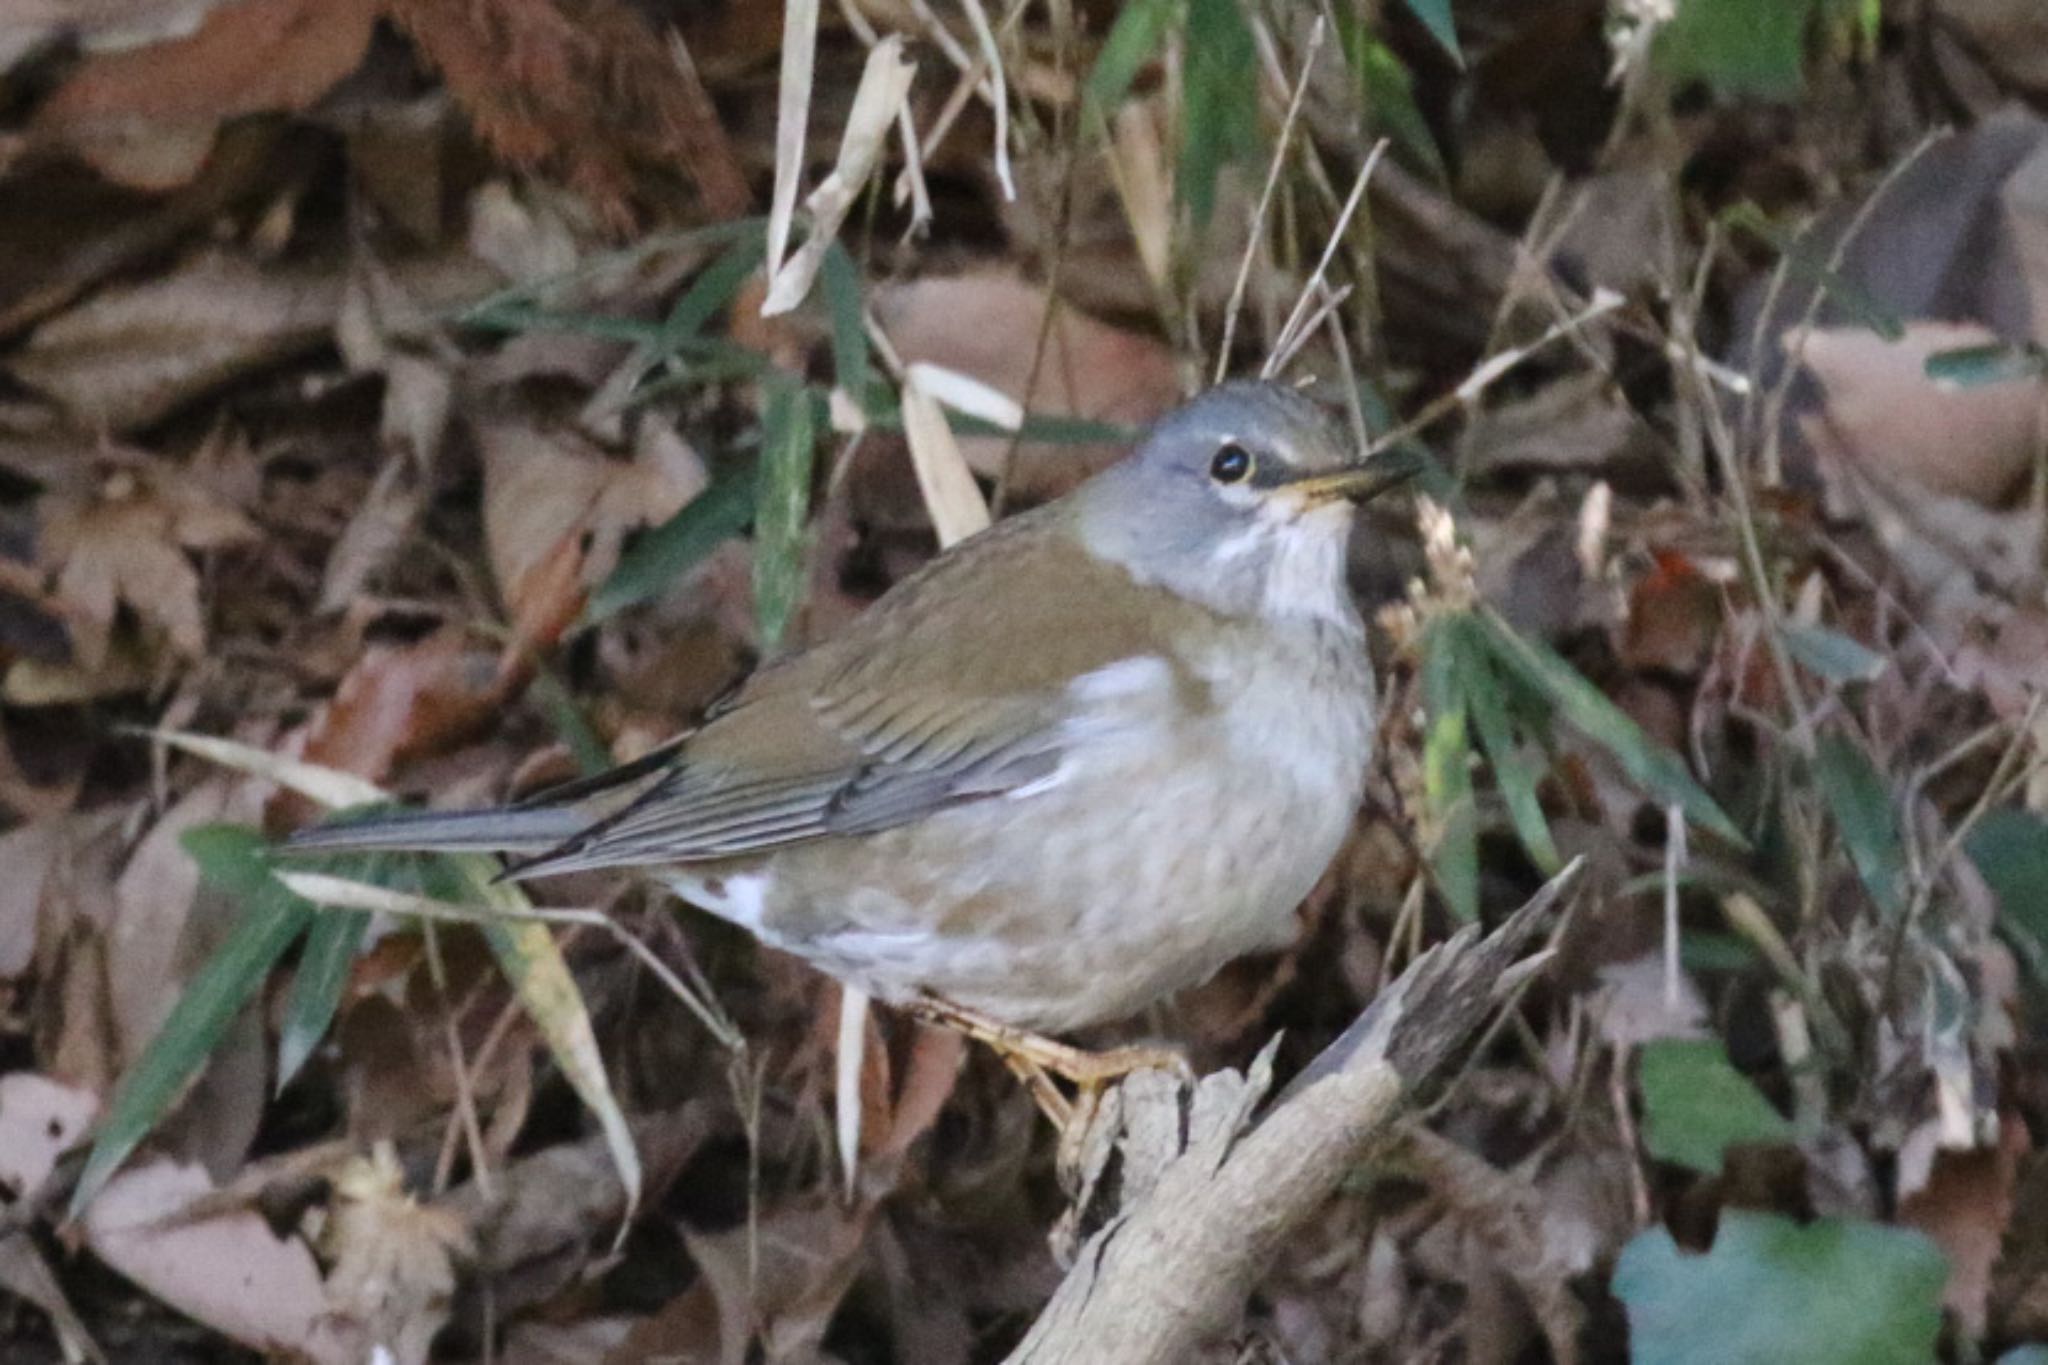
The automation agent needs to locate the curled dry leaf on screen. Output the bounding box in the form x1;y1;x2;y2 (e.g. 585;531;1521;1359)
29;0;378;191
875;270;1180;498
322;1144;471;1365
33;456;255;673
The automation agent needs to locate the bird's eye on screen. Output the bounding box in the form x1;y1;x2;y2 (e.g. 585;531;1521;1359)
1209;442;1254;484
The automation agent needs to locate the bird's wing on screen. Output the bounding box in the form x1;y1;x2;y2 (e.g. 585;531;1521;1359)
504;512;1214;876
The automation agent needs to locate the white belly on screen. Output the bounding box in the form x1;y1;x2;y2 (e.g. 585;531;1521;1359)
732;623;1378;1032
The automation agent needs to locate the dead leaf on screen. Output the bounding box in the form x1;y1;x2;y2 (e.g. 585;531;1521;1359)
1799;321;2041;507
32;0;378;191
478;413;705;642
1899;1118;2030;1338
322;1144;471;1365
83;1160;363;1363
1620;550;1721;677
9;252;343;430
873;270;1180;499
36;456;256;670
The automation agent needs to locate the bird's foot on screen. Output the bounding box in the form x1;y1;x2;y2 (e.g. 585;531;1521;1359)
903;996;1192;1182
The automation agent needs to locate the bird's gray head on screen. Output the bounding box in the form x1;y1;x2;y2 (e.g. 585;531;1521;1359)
1072;381;1418;625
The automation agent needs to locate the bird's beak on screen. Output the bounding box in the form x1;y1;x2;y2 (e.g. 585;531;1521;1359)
1275;447;1427;508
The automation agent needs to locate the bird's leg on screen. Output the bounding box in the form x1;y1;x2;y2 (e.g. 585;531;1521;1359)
902;995;1193;1127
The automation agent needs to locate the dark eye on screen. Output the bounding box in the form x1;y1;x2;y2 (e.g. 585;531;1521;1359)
1209;442;1254;484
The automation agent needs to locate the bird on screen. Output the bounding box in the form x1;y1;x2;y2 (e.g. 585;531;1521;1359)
287;380;1420;1121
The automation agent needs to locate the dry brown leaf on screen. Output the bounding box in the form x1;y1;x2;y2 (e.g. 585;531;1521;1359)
9;252;344;431
0;821;64;979
874;270;1179;499
36;458;255;670
386;0;749;232
1899;1119;2030;1338
285;629;514;813
322;1144;471;1365
478;414;705;639
83;1160;364;1363
1799;321;2041;507
31;0;377;191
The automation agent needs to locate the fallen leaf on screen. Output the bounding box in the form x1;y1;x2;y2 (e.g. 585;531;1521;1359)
9;252;342;430
322;1144;471;1365
478;414;706;647
874;269;1180;499
83;1160;363;1363
1799;321;2041;507
1899;1119;2030;1338
37;456;256;669
32;0;378;191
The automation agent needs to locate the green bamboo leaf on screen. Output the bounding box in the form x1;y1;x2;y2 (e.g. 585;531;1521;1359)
1476;609;1745;847
73;826;312;1214
1780;622;1886;684
1399;0;1462;64
1084;0;1181;117
821;242;871;402
753;379;818;651
657;234;768;349
1422;619;1478;920
1924;341;2048;389
1180;0;1260;226
584;467;755;626
1813;734;1905;918
1654;0;1818;100
276;907;368;1090
1968;808;2048;981
1348;25;1448;179
1453;615;1561;873
459;217;764;331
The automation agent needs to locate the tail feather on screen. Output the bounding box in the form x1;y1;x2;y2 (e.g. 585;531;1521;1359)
283;805;590;857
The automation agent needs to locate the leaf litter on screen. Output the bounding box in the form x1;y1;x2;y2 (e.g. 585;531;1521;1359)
0;1;2045;1362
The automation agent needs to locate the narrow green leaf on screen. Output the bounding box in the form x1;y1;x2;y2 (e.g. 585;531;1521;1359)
657;234;768;349
1476;609;1746;846
1780;622;1886;684
73;827;312;1213
1454;615;1561;873
1421;619;1478;920
1084;0;1181;117
584;467;755;626
1720;203;1906;341
1350;27;1448;179
820;242;871;403
1179;0;1260;226
1399;0;1462;64
1812;734;1905;918
458;217;764;330
277;906;369;1089
1967;808;2048;982
1615;1211;1946;1365
1654;0;1820;100
752;380;818;651
1638;1038;1793;1174
1924;341;2048;389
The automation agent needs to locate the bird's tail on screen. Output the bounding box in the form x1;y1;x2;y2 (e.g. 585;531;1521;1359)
282;805;588;857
